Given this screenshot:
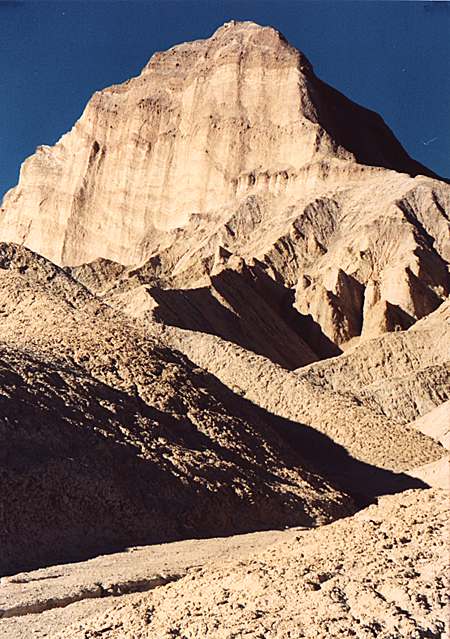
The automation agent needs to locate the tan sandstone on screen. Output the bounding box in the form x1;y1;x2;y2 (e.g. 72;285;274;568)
1;22;448;349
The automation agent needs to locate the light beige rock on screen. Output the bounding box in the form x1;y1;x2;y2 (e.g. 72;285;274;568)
0;23;435;266
296;299;450;424
49;489;450;639
142;324;444;487
105;282;447;480
409;400;450;449
1;21;448;350
408;456;450;490
0;527;292;633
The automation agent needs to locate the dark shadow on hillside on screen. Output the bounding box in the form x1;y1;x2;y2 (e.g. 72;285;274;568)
0;348;337;576
196;367;429;505
0;349;427;577
313;75;447;181
150;263;340;368
278;286;341;359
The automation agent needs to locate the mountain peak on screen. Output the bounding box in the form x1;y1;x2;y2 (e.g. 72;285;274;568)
210;20;303;62
0;22;439;267
142;18;309;78
212;19;285;39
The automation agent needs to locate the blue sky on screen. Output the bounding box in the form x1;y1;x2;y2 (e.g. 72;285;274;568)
0;0;449;199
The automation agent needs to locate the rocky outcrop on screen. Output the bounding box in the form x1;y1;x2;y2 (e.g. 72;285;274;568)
108;259;320;369
0;22;437;267
296;300;450;424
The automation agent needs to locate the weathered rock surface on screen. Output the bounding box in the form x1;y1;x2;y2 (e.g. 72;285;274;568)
104;258;321;369
408;456;450;491
410;400;450;449
0;22;437;265
1;21;449;351
296;299;450;424
49;489;449;639
0;527;289;630
152;326;444;493
95;257;448;495
0;241;444;578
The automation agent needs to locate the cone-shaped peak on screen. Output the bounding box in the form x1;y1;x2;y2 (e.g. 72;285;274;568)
212;20;287;42
210;20;310;64
143;18;311;76
0;21;439;267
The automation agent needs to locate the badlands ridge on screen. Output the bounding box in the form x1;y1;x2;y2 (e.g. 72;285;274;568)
0;21;448;638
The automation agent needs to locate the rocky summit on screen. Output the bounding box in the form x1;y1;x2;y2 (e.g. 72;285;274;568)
1;21;449;351
0;21;448;639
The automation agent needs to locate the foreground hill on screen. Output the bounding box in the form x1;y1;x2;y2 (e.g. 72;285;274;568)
0;242;354;575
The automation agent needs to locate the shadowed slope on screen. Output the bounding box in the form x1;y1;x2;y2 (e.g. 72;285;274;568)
0;243;354;575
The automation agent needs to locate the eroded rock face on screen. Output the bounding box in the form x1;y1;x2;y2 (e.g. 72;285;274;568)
1;21;449;349
296;300;450;424
1;20;330;265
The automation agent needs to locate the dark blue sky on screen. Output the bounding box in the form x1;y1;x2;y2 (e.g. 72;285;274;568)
1;1;449;199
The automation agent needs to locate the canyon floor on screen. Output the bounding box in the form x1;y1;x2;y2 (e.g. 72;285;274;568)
1;488;448;638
